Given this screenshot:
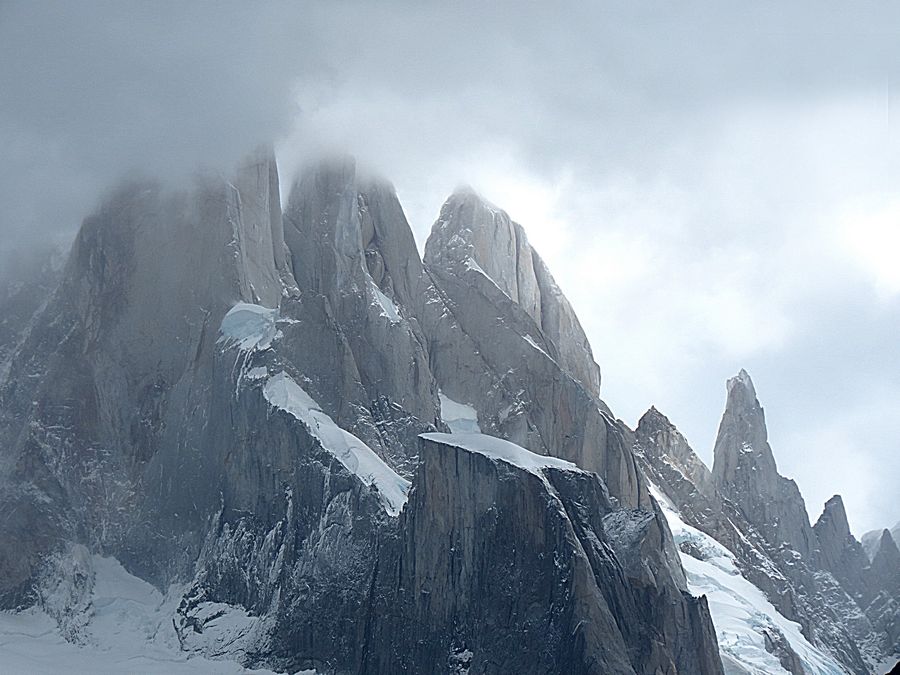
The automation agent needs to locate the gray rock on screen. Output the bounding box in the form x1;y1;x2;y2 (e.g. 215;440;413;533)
424;187;601;398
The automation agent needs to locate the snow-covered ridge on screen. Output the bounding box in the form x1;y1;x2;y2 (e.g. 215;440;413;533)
263;371;410;515
421;432;579;475
649;483;845;675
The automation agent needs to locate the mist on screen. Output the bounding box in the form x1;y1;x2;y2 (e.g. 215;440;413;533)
2;0;899;532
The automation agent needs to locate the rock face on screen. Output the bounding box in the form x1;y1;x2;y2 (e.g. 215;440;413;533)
638;371;900;674
0;153;724;673
0;146;292;602
0;244;63;380
868;531;900;658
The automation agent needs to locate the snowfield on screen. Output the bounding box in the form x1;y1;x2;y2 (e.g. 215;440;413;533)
0;556;277;674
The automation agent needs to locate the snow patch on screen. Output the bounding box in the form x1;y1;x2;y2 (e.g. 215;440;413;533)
218;303;280;352
370;281;401;323
439;393;481;434
523;334;551;358
263;371;410;515
178;600;264;661
421;432;579;475
244;366;269;381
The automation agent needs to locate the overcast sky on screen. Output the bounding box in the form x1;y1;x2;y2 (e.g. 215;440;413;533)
2;1;898;533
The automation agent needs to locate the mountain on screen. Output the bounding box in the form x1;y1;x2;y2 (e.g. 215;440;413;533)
0;152;724;673
1;149;896;673
637;371;900;674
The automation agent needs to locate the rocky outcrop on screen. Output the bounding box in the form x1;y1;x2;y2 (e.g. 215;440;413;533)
867;531;900;661
0;148;290;603
0;244;63;382
863;523;900;561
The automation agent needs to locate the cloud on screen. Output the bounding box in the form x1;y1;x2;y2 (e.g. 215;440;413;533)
2;1;899;532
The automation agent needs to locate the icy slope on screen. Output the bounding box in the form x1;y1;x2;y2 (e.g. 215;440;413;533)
263;370;410;515
0;556;277;674
650;484;846;675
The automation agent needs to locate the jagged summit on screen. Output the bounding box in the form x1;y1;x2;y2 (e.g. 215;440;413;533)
442;183;508;216
639;405;670;426
284;155;424;309
713;369;776;488
635;404;715;500
418;183;654;508
727;367;757;398
870;529;900;619
815;495;851;538
638;396;895;674
712;370;816;559
424;185;603;399
812;494;873;599
874;529;900;567
4;149;896;673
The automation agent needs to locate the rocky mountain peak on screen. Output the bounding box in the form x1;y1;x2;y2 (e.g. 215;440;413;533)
712;370;815;558
713;368;777;485
863;522;900;561
284;156;426;314
815;495;851;540
639;405;671;429
424;186;602;399
727;367;757;397
636;405;715;499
